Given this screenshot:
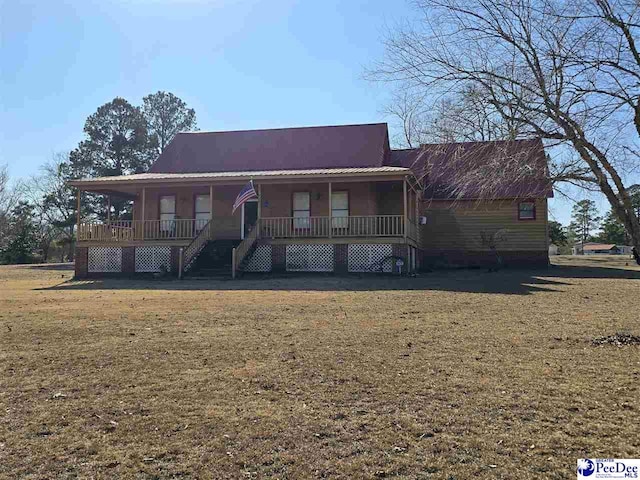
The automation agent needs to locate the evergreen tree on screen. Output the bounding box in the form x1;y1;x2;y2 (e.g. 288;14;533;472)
70;98;155;219
598;211;629;245
1;202;38;264
142;91;197;154
548;221;568;246
569;200;601;245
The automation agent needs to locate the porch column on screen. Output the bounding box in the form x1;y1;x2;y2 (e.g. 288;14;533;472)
257;183;262;219
328;182;332;238
257;183;262;239
141;187;146;240
403;177;408;241
209;185;214;239
76;188;81;240
107;195;111;223
209;185;214;220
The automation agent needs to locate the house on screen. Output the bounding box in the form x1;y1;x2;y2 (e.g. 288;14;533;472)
573;243;628;255
69;123;552;278
549;243;559;256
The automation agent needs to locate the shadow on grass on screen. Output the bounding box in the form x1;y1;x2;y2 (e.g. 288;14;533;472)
36;263;639;295
19;263;74;271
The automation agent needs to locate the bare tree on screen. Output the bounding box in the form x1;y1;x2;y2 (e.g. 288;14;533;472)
0;165;22;252
386;83;528;147
26;154;79;261
371;0;640;263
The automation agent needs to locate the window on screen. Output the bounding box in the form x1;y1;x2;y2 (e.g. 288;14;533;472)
518;201;536;220
159;195;176;232
331;191;349;228
194;194;210;231
293;192;310;228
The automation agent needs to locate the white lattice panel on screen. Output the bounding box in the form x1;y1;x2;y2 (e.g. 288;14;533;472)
286;244;334;272
135;247;171;272
348;244;393;272
88;247;122;273
244;245;272;272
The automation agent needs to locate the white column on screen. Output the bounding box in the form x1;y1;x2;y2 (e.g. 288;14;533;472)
403;177;408;241
328;181;332;238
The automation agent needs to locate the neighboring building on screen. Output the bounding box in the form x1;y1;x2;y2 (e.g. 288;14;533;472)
573;242;630;255
69;123;553;278
549;243;559;256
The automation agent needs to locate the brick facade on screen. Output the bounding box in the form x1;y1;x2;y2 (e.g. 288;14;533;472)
122;247;135;274
74;247;88;279
392;244;409;274
334;244;348;274
271;244;286;273
170;247;181;275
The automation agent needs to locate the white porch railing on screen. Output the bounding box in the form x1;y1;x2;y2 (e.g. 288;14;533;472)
259;215;406;238
77;215;417;243
77;219;210;242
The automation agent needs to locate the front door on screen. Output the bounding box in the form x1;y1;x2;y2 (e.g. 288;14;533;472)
242;200;258;239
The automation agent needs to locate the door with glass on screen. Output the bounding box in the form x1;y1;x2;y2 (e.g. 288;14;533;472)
194;194;211;233
159;195;176;237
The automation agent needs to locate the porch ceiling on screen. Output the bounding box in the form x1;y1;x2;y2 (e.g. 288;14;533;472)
68;166;417;195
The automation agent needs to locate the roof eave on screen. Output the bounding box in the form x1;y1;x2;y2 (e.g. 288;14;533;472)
68;169;414;189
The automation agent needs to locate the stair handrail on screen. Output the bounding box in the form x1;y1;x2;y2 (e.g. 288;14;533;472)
182;219;214;275
232;220;260;279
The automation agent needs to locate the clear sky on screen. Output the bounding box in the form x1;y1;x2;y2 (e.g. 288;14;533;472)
0;0;619;225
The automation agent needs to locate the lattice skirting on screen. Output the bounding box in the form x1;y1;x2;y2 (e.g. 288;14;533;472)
244;245;272;272
88;247;122;273
286;244;334;272
135;247;171;272
348;244;393;272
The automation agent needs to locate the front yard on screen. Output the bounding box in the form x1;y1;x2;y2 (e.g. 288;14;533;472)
1;256;638;479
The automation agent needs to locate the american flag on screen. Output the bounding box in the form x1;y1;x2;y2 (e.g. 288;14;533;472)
232;180;258;213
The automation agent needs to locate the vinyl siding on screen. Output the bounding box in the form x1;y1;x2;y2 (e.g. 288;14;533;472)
421;198;548;252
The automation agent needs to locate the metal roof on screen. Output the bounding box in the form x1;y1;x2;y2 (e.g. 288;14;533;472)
149;123;390;173
69;166;412;187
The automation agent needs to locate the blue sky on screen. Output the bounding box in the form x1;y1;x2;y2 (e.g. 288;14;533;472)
0;0;618;224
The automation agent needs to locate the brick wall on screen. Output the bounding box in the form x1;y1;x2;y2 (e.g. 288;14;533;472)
74;247;88;278
392;244;409;274
170;247;181;275
334;244;348;274
122;247;135;274
272;244;286;273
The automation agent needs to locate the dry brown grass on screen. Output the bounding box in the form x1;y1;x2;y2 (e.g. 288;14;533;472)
1;256;639;479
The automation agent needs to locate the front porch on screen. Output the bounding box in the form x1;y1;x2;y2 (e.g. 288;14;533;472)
70;167;422;277
77;215;415;243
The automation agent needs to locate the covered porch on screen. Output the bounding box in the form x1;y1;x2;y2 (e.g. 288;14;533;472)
72;167;421;245
70;167;422;277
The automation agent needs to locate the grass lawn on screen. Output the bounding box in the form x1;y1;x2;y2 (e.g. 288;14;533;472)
1;256;638;479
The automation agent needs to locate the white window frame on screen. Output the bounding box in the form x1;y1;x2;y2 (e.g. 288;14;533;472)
159;195;176;232
194;194;211;232
293;191;311;229
331;191;349;228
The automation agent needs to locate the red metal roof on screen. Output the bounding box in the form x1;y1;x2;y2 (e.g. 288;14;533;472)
149;123;390;173
389;139;553;199
144;124;551;199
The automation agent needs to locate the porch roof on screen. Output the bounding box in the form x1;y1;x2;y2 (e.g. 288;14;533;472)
69;166;414;193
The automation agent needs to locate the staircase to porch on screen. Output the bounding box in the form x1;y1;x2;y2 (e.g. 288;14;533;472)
187;240;240;276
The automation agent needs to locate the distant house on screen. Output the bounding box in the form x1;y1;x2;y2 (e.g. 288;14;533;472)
69;123;553;278
549;243;559;256
573;242;628;255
